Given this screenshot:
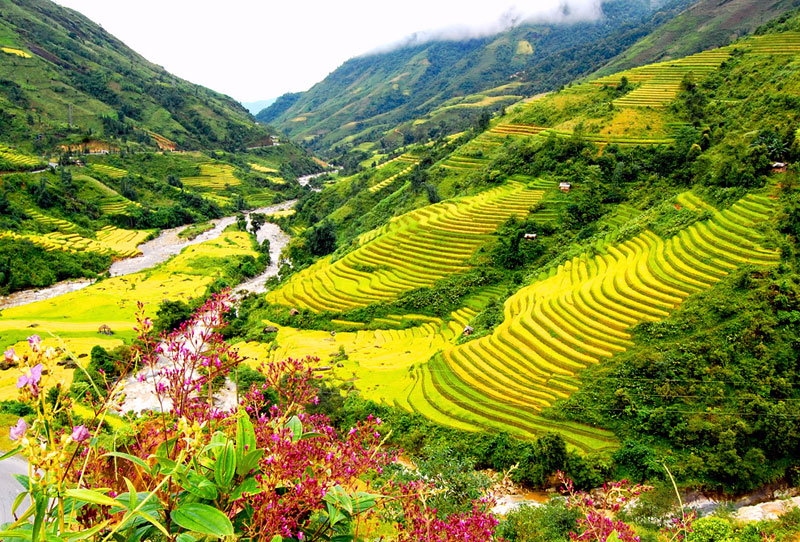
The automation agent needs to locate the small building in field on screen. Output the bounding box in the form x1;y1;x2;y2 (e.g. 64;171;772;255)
523;233;538;240
772;162;788;173
559;182;571;192
463;326;474;336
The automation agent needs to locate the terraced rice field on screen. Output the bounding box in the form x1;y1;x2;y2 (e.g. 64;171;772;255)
24;208;80;233
90;164;128;179
183;163;241;189
487;124;675;146
77;175;137;215
3;212;148;258
369;156;420;193
0;144;43;169
440;155;490;171
250;163;279;174
593;49;731;108
0;231;258;352
742;31;800;54
267;181;546;312
95;226;151;258
0;229;117;256
407;193;778;449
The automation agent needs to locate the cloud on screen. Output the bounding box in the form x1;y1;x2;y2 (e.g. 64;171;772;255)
367;0;603;54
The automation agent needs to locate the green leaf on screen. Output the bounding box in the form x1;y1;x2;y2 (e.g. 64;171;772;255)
132;509;170;538
176;534;198;542
605;529;620;542
230;477;262;501
124;478;138;509
12;490;28;515
64;488;123;508
209;432;228;459
299;431;325;440
239;449;264;475
12;474;30;489
214;441;236;489
235;410;257;468
0;529;32;541
286;415;302;442
61;520;112;540
102;452;152;476
326;500;347;526
0;446;22;461
353;492;382;514
31;491;47;542
170;503;234;538
182;471;219;500
323;485;353;514
270;536;282;542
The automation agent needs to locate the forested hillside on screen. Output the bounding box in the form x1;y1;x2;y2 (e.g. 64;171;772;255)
596;0;800;75
230;9;800;494
258;0;696;159
0;0;272;150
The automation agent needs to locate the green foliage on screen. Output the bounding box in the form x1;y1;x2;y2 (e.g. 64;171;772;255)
689;517;735;542
306;220;337;256
497;500;579;542
0;237;110;295
154;299;193;333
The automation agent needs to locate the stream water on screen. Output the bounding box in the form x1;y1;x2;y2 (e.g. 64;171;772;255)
0;200;296;310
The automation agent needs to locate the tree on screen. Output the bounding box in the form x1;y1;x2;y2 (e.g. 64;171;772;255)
306;220;337;256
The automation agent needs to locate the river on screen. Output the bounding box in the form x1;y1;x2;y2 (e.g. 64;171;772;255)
0;200;296;311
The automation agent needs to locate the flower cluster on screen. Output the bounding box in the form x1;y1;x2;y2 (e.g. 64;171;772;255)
559;472;646;542
395;482;499;542
4;290;504;542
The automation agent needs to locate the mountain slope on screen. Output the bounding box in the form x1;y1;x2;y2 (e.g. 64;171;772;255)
595;0;800;76
261;0;696;158
0;0;271;150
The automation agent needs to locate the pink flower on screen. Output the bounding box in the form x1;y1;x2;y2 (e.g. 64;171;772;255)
9;418;27;441
17;363;43;397
27;335;41;352
4;348;16;363
71;425;91;443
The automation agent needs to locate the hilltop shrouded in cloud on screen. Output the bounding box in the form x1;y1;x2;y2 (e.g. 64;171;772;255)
54;0;606;101
370;0;604;53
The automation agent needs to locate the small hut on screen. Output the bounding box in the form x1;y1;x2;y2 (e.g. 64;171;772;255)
463;325;474;336
559;182;572;192
98;324;113;336
772;162;788;173
523;233;538;240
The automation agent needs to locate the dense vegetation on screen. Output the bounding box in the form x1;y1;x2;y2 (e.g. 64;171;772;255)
261;0;698;159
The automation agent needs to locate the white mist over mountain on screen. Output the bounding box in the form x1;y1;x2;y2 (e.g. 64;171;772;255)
370;0;604;54
54;0;606;101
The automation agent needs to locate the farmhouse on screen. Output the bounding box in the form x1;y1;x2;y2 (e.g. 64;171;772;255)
559;181;571;192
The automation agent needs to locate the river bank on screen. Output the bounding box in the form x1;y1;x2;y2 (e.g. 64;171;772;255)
0;200;296;311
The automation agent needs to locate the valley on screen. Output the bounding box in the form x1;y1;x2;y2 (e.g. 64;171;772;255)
1;0;800;540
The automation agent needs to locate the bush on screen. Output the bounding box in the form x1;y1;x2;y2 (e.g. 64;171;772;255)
497;500;579;542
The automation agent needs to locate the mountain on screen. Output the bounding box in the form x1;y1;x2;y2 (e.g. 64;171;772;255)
595;0;800;76
0;0;272;151
242;98;276;115
260;0;697;159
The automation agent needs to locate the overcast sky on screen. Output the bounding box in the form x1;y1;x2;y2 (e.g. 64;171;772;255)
55;1;601;104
